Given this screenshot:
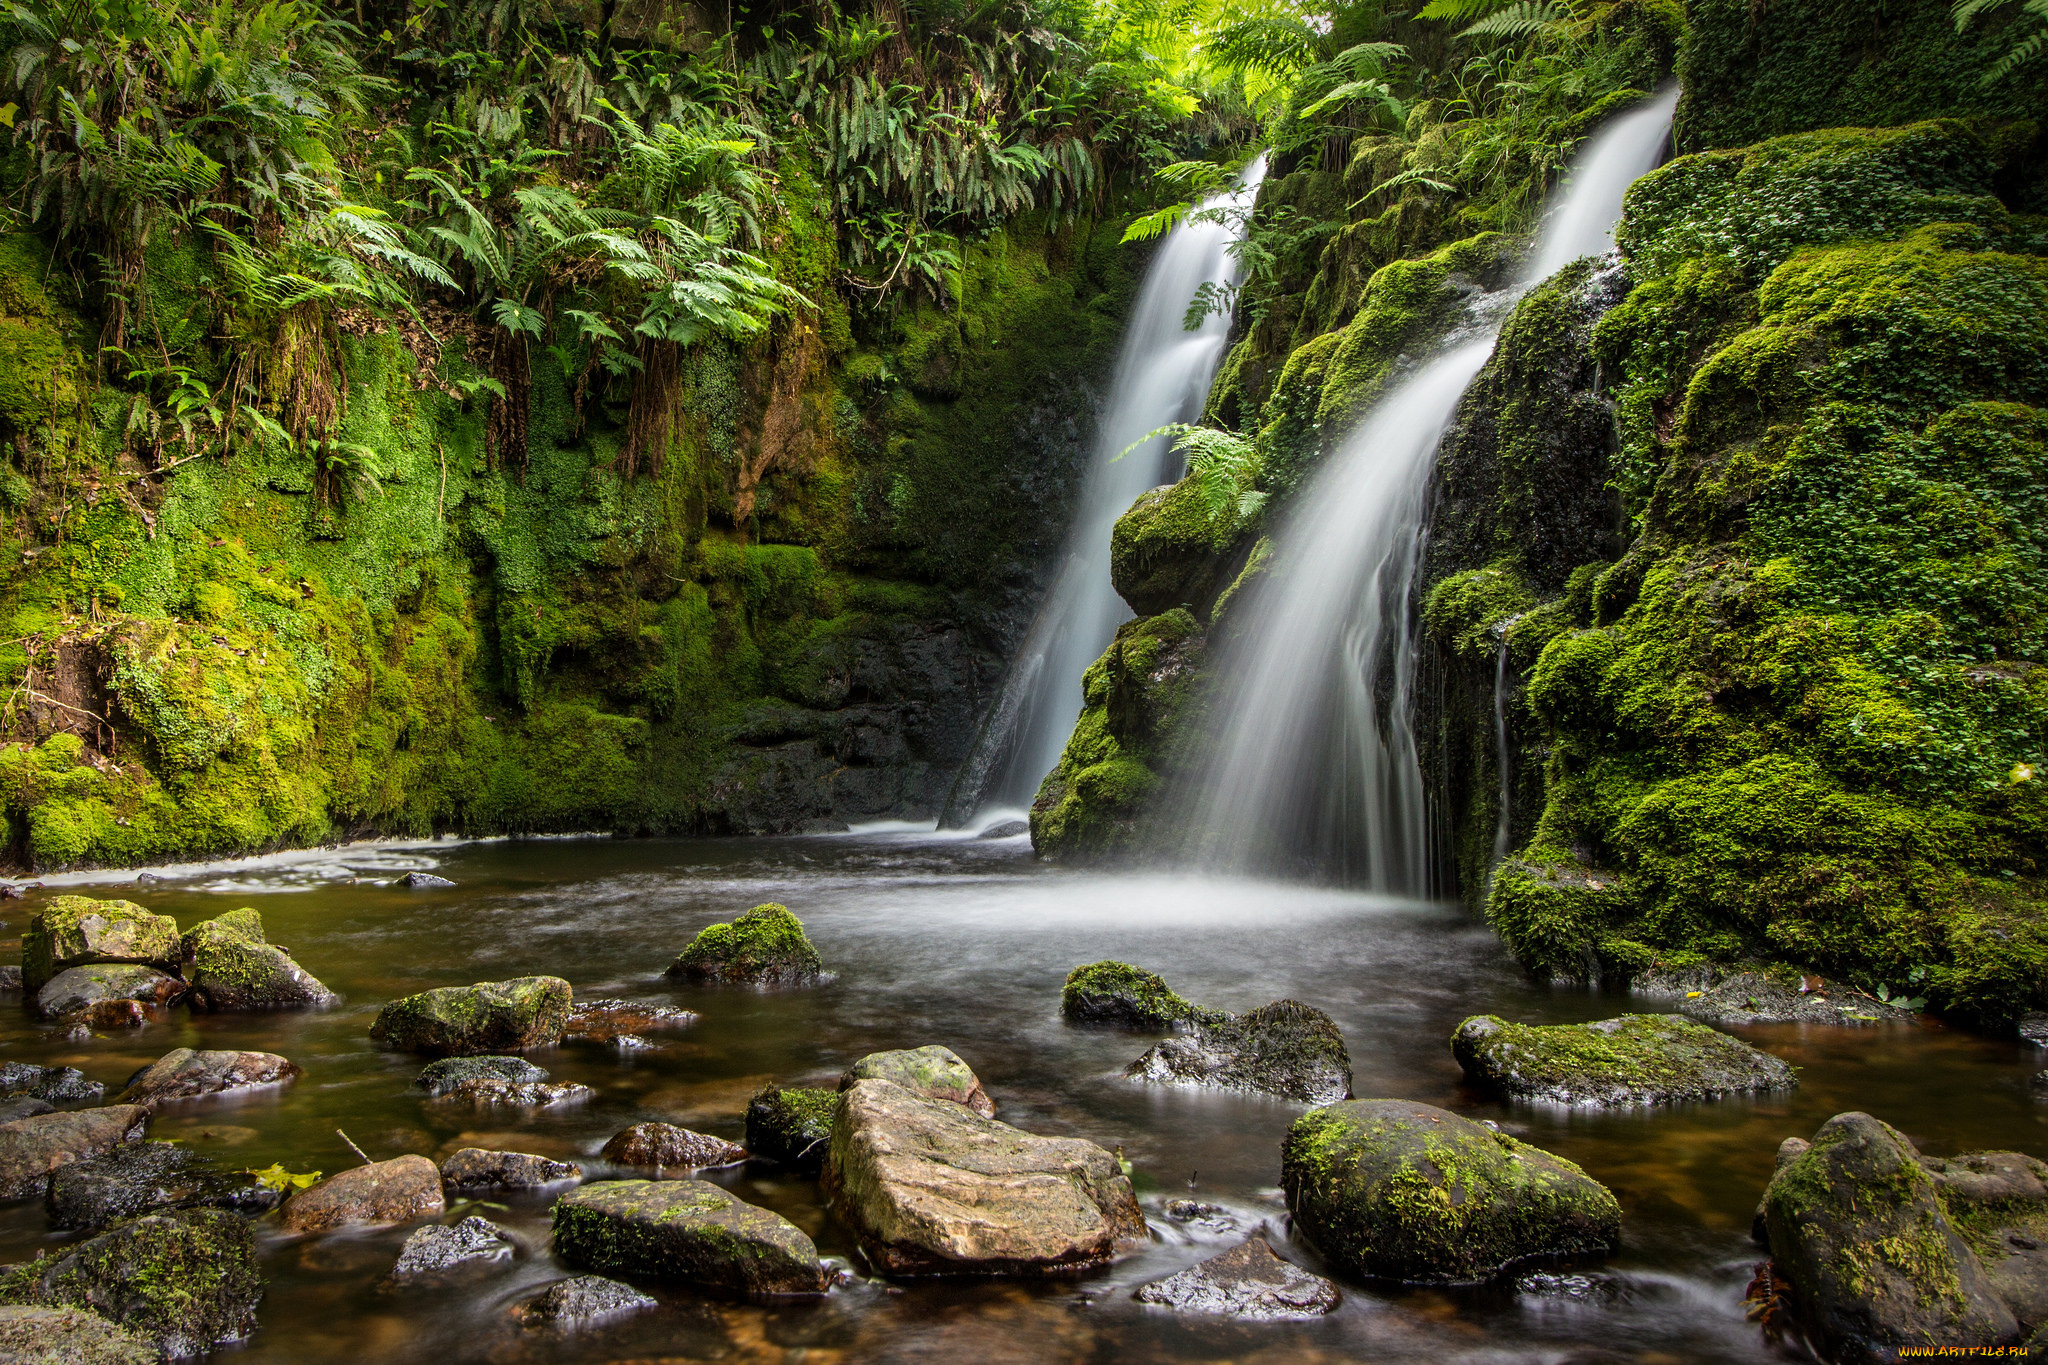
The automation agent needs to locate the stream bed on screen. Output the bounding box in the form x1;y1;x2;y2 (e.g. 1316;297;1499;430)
3;828;2041;1363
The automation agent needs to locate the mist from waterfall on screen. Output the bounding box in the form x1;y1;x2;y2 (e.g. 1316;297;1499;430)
940;156;1268;828
1179;90;1678;889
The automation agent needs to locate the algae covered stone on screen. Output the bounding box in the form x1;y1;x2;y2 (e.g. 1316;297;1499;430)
839;1046;994;1117
1061;961;1208;1029
1452;1013;1797;1106
666;904;823;986
744;1086;836;1174
1126;999;1352;1104
370;977;572;1056
551;1179;827;1295
180;911;337;1011
1281;1098;1620;1283
0;1304;155;1365
22;898;179;993
412;1055;549;1095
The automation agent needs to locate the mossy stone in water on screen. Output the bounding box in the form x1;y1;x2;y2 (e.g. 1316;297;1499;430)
0;1305;155;1365
1452;1013;1797;1106
744;1087;836;1174
1127;1000;1352;1104
181;910;336;1011
1281;1098;1621;1283
22;898;179;993
369;977;572;1056
551;1179;827;1295
667;905;822;986
839;1046;994;1117
1061;962;1207;1029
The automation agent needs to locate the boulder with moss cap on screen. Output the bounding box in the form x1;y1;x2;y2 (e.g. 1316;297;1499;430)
1061;961;1212;1029
179;909;337;1011
551;1179;827;1295
370;977;572;1056
744;1087;836;1174
1126;999;1352;1104
21;897;180;993
1452;1013;1797;1106
666;905;823;986
840;1046;994;1117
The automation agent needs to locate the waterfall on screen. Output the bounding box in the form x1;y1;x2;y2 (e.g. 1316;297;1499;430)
1181;90;1678;889
940;156;1269;828
1492;621;1517;870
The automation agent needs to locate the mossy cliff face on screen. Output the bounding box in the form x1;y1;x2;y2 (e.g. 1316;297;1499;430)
0;204;1141;868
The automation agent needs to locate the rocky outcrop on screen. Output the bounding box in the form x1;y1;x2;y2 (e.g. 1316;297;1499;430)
1125;999;1351;1104
1061;962;1208;1029
599;1124;747;1171
1133;1236;1339;1320
22;898;179;993
1281;1098;1621;1283
280;1155;445;1233
823;1077;1144;1275
1451;1013;1796;1106
34;965;185;1021
390;1216;512;1277
0;1107;151;1200
179;910;336;1011
551;1180;828;1295
0;1305;155;1365
744;1087;836;1174
47;1141;278;1230
439;1147;581;1191
666;905;823;986
516;1275;656;1325
370;977;572;1056
114;1049;300;1108
0;1063;103;1105
840;1046;994;1117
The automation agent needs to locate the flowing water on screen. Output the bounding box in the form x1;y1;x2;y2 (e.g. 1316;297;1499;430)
942;158;1268;829
1;831;2041;1363
1181;90;1680;888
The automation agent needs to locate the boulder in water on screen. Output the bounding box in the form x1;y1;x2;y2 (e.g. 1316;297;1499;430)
666;905;823;986
21;898;180;993
744;1087;836;1174
399;872;455;888
439;1147;581;1191
0;1099;52;1124
600;1123;746;1172
978;819;1029;840
1061;962;1208;1029
429;1079;593;1110
1637;966;1913;1028
370;977;572;1056
280;1154;445;1233
1133;1235;1340;1320
840;1046;994;1117
390;1216;513;1277
35;965;186;1021
0;1107;152;1200
180;911;337;1011
0;1062;103;1105
1281;1098;1621;1283
47;1141;279;1230
565;998;698;1048
412;1055;550;1095
1451;1013;1797;1106
1126;999;1351;1104
0;1304;154;1365
516;1275;656;1326
551;1179;828;1295
114;1049;300;1108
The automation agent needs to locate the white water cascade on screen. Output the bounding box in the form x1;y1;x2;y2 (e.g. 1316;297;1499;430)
1181;90;1677;888
940;157;1268;828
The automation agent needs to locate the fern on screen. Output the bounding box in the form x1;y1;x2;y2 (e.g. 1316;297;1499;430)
1954;0;2048;84
1458;2;1571;40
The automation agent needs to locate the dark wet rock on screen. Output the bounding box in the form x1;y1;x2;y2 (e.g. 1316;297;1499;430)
1761;1112;2022;1359
823;1078;1145;1276
552;1179;828;1295
114;1049;300;1109
840;1046;994;1117
2020;1013;2048;1047
1637;966;1912;1027
21;898;180;994
179;912;336;1011
1516;1271;1628;1302
978;819;1029;839
1921;1150;2048;1337
1752;1135;1812;1245
439;1148;581;1191
565;999;698;1048
744;1087;835;1174
0;1107;151;1200
0;1064;103;1106
600;1124;746;1171
412;1055;549;1096
1061;961;1208;1029
1133;1235;1339;1320
0;967;19;992
0;1303;155;1364
0;1098;53;1124
1281;1098;1621;1284
2034;1070;2048;1097
516;1275;656;1326
1162;1199;1228;1223
399;872;455;888
370;977;572;1056
57;1002;152;1033
34;966;184;1023
427;1079;593;1110
665;904;823;986
1126;999;1351;1104
47;1141;278;1231
1451;1013;1797;1106
390;1216;512;1277
0;1207;262;1357
280;1154;445;1233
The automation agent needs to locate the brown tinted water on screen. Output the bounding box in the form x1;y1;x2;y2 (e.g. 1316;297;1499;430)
2;828;2041;1363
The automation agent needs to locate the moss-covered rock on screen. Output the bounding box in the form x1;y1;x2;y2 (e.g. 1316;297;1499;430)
369;977;572;1056
1281;1098;1621;1283
412;1055;550;1096
1060;960;1208;1029
1451;1012;1796;1106
1109;480;1256;619
743;1086;836;1174
666;904;822;986
21;898;179;993
1126;999;1352;1104
0;1304;155;1365
839;1046;994;1117
180;910;336;1011
551;1179;827;1295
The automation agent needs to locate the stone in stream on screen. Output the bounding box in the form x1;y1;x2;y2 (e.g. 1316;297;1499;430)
114;1049;300;1108
412;1055;550;1095
439;1148;582;1191
280;1154;445;1233
47;1141;280;1230
0;967;19;993
1061;961;1210;1029
427;1078;593;1110
516;1275;656;1326
0;1207;262;1357
552;1179;828;1295
823;1078;1145;1276
2022;1013;2048;1048
21;898;180;994
0;1107;152;1200
1125;999;1352;1104
1133;1235;1340;1320
600;1123;747;1171
0;1304;155;1365
370;977;573;1056
179;910;337;1011
390;1216;513;1277
2034;1070;2048;1097
565;998;698;1049
1451;1013;1797;1106
1281;1099;1621;1284
0;1062;103;1105
744;1087;836;1174
34;965;187;1022
1636;965;1913;1028
840;1045;995;1117
0;1099;52;1124
666;904;823;986
978;819;1029;840
399;872;455;888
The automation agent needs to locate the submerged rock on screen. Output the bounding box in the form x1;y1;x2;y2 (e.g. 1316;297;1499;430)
391;1216;513;1277
516;1275;656;1326
440;1148;581;1191
1281;1098;1621;1284
823;1078;1144;1276
428;1079;593;1110
552;1179;828;1295
370;977;572;1056
0;1107;152;1200
114;1049;300;1109
978;819;1029;840
840;1046;994;1117
22;898;180;994
744;1087;836;1174
0;1304;155;1365
1061;962;1208;1029
1125;999;1351;1104
180;911;337;1011
1638;966;1912;1028
280;1154;445;1233
34;965;185;1022
0;1099;52;1124
1451;1013;1797;1106
0;1208;262;1357
1133;1236;1339;1320
600;1123;746;1172
399;872;455;888
565;999;698;1048
666;904;823;986
0;1063;103;1105
412;1055;550;1095
47;1141;278;1230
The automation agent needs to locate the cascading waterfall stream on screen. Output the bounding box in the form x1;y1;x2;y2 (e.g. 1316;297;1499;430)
1181;90;1677;889
939;157;1268;829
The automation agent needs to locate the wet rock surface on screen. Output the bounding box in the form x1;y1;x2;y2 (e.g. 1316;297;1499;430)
1061;961;1209;1029
281;1154;445;1233
823;1077;1144;1276
744;1087;836;1174
370;977;573;1056
1452;1013;1797;1106
34;965;185;1021
391;1215;513;1277
439;1148;581;1191
0;1063;103;1105
565;999;698;1048
400;873;455;888
114;1049;300;1108
552;1179;828;1295
1126;999;1352;1104
1133;1236;1339;1320
1637;967;1913;1028
180;911;336;1011
46;1141;278;1230
412;1055;550;1095
1281;1098;1621;1284
22;898;180;993
516;1275;656;1326
666;904;824;986
0;1303;156;1364
840;1046;994;1117
0;1107;152;1200
600;1123;747;1171
0;1099;53;1124
426;1078;593;1109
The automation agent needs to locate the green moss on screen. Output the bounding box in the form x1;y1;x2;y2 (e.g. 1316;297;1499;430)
668;903;823;984
1060;960;1209;1027
0;1208;261;1356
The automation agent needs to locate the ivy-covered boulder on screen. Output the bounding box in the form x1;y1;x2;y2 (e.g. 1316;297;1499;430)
1126;999;1352;1104
369;977;572;1056
179;910;337;1011
1451;1013;1797;1106
840;1046;994;1117
34;965;185;1021
1281;1099;1621;1283
665;905;823;986
21;898;179;993
744;1086;836;1174
551;1180;828;1295
1061;961;1208;1029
